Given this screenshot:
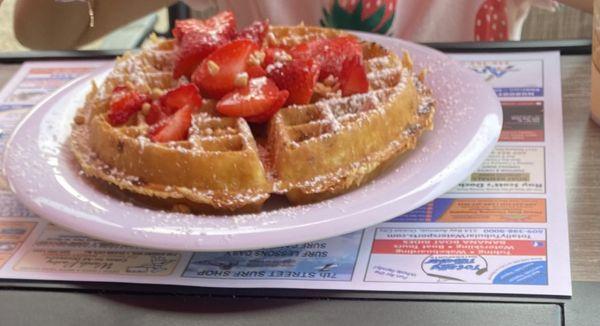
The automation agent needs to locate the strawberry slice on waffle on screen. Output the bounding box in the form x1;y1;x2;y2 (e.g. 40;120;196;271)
107;86;149;126
216;77;288;120
291;35;362;81
145;84;202;125
192;39;259;99
172;11;237;79
339;56;369;96
235;19;270;44
267;58;320;105
149;105;193;142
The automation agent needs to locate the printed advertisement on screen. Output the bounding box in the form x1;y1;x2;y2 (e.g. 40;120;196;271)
464;59;544;97
365;228;548;285
183;231;363;281
500;101;545;142
452;146;546;194
14;250;180;276
390;198;546;223
13;225;180;276
0;192;37;218
0;221;37;268
0;64;105;111
0;53;571;295
0;62;107;189
0;109;31;190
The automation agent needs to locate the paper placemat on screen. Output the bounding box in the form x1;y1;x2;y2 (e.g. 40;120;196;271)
0;52;571;296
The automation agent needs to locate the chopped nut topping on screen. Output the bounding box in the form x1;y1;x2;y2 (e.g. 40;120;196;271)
74;115;86;125
157;39;175;50
266;32;277;45
313;82;329;95
207;60;220;76
313;82;342;101
234;72;249;87
141;102;152;115
151;88;164;100
402;51;413;70
248;50;265;66
274;50;292;62
136;112;148;126
418;69;428;83
323;75;338;87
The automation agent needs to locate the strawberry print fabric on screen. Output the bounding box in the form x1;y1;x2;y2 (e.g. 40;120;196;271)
185;0;553;42
474;0;510;41
321;0;398;34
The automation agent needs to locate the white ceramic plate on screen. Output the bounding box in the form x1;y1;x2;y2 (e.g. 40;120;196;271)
3;34;502;251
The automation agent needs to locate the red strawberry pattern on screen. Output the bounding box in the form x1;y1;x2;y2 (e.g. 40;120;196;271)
321;0;397;34
358;0;396;31
474;0;509;41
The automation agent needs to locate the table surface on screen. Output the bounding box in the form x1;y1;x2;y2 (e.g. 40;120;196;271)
560;55;600;282
0;54;598;284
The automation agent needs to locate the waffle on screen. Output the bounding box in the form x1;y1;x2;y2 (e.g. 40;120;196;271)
70;26;435;212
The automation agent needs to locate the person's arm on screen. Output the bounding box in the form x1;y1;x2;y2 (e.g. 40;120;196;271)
14;0;176;50
557;0;593;12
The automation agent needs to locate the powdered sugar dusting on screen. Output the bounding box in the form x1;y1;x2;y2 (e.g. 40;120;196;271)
3;26;500;250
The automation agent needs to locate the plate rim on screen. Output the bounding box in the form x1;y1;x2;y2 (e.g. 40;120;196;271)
2;37;502;251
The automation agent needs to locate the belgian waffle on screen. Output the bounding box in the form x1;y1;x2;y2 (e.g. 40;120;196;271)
70;26;435;212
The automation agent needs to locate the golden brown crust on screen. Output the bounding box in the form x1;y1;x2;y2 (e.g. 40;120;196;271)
70;25;435;212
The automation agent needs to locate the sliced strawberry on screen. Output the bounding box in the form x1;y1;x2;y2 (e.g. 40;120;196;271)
174;31;236;79
235;20;269;44
149;105;193;142
339;56;369;96
172;12;236;42
246;89;289;123
192;39;259;99
173;34;223;79
288;40;320;61
291;36;362;80
172;12;237;79
246;64;267;78
145;84;202;125
216;77;286;118
267;58;319;105
160;84;202;114
263;47;290;67
172;19;205;42
145;100;168;125
107;86;149;126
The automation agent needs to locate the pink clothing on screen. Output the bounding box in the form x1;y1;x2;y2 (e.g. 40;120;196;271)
185;0;557;42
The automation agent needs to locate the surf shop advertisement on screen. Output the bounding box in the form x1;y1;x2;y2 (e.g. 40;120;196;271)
364;227;548;285
0;53;570;296
182;231;364;281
